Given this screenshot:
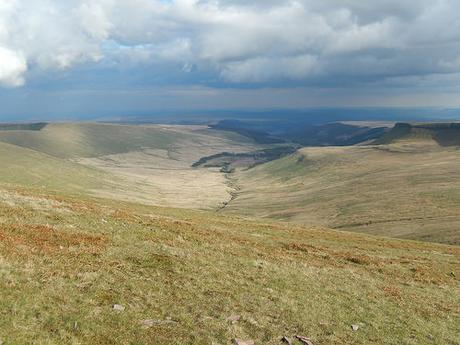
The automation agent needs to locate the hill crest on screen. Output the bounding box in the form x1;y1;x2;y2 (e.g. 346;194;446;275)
374;122;460;146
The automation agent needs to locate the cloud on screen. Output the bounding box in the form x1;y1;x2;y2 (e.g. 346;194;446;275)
0;46;27;87
0;0;459;88
221;55;318;83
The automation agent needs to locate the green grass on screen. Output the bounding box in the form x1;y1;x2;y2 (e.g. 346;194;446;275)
0;141;115;193
0;186;458;344
0;123;182;158
226;143;460;245
0;122;260;159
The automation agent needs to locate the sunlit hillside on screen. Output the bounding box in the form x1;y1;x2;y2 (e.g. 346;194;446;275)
0;184;458;344
225;139;460;245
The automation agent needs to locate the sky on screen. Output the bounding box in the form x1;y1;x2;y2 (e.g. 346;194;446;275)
1;0;460;120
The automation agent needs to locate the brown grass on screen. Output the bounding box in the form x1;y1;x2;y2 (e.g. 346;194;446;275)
0;223;108;257
0;188;457;344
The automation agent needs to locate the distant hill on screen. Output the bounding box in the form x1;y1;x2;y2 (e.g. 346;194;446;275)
285;122;387;146
0;122;47;131
0;122;255;159
210;120;285;144
211;120;388;146
374;122;460;146
0;123;181;158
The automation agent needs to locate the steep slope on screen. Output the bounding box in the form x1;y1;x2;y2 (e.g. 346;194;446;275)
374;122;460;146
225;141;460;244
0;185;458;344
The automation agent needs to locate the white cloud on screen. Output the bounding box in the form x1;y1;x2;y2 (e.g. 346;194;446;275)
0;0;460;87
75;1;113;41
0;46;27;87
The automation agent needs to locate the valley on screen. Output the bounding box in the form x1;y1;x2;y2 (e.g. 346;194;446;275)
0;121;458;344
0;123;263;209
2;2;460;344
1;121;459;245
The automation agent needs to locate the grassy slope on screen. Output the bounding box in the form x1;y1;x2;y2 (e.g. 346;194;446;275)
0;141;115;193
0;186;458;345
226;141;460;245
0;122;259;159
0;123;188;158
0;123;260;210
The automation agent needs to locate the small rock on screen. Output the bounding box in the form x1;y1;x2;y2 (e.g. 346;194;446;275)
281;336;293;344
139;319;177;328
233;339;254;345
351;324;359;331
112;304;125;311
140;319;155;328
295;336;314;345
227;314;241;324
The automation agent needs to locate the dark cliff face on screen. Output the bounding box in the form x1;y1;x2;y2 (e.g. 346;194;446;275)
372;123;412;145
373;122;460;146
429;124;460;146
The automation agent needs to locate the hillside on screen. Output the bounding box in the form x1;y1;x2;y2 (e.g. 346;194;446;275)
0;184;458;344
0;141;115;193
225;140;460;245
0;123;266;210
0;122;251;159
374;122;460;146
